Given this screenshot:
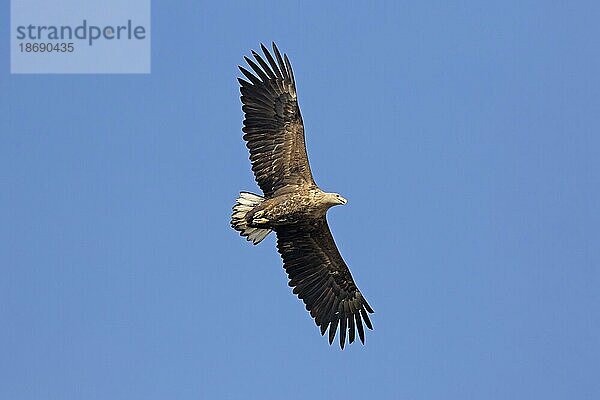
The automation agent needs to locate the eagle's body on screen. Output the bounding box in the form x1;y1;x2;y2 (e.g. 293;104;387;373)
249;187;344;227
231;43;374;349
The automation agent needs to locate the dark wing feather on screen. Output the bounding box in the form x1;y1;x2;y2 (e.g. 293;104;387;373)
239;43;314;197
276;218;374;349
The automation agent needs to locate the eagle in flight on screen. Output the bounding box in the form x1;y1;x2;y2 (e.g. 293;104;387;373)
231;43;374;349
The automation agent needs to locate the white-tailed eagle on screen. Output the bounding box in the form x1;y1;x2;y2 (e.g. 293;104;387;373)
231;43;374;349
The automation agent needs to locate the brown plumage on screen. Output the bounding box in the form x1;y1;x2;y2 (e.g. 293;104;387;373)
231;43;374;349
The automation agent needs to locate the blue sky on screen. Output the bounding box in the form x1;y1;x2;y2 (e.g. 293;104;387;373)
2;1;599;399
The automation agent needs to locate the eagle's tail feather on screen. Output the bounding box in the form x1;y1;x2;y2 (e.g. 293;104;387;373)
231;192;271;245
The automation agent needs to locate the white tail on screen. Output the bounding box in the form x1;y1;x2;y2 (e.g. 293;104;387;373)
231;192;272;245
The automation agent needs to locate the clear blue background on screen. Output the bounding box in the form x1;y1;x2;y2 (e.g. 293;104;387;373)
2;1;599;399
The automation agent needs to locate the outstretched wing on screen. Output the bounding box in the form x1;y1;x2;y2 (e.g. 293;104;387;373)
275;218;374;349
238;43;314;197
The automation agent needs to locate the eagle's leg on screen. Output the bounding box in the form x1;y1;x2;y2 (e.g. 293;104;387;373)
252;210;270;225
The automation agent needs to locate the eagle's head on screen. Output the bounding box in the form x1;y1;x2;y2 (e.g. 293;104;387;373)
324;192;348;207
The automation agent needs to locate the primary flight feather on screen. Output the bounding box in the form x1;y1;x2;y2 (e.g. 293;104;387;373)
231;43;374;349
